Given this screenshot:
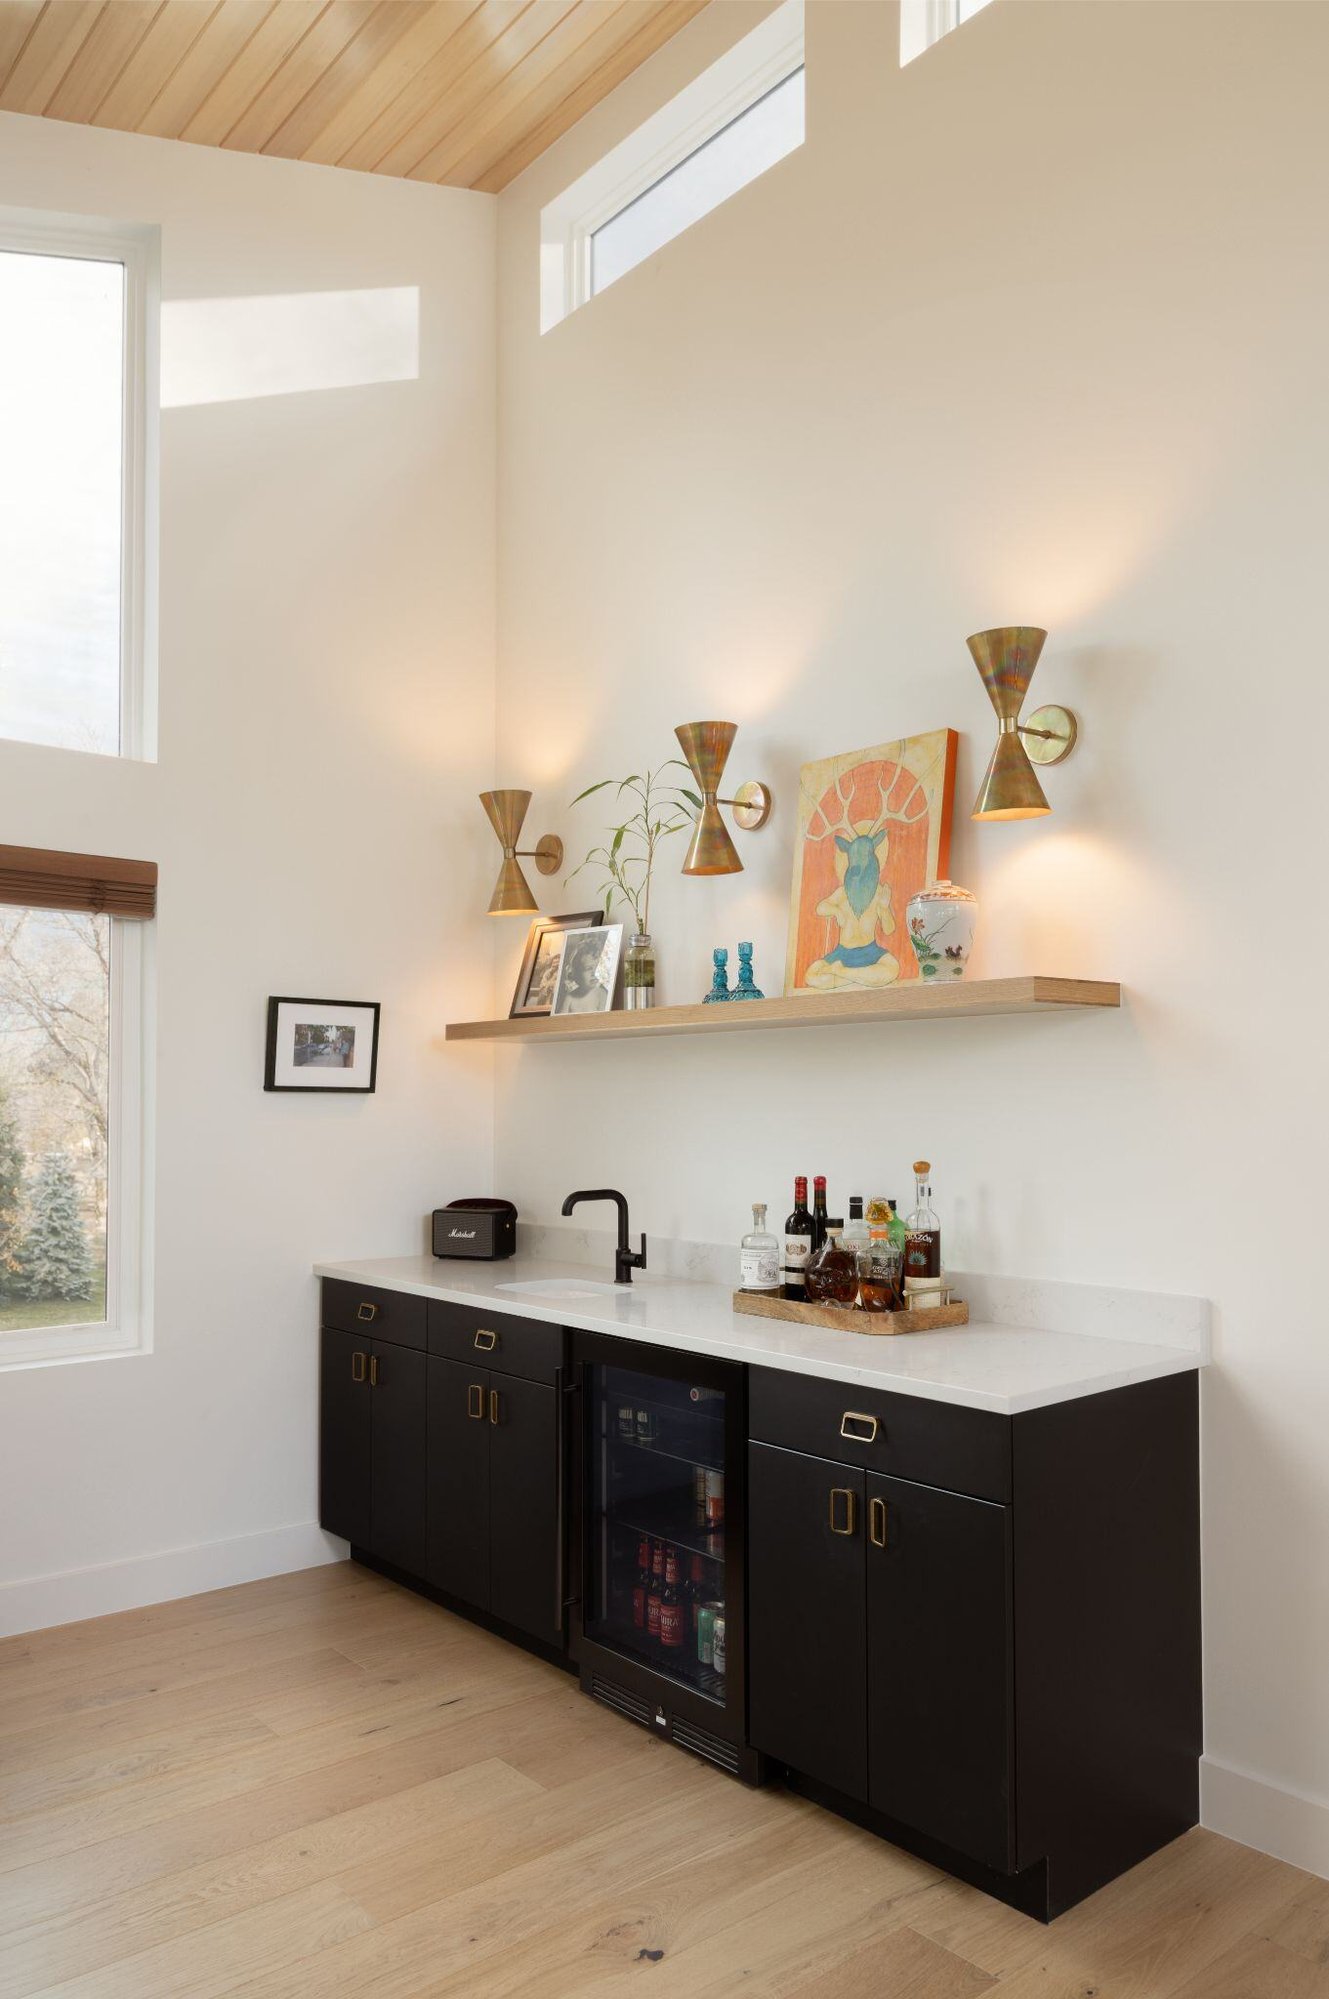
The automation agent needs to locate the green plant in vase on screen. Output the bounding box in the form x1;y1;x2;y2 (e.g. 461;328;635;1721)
567;762;701;1010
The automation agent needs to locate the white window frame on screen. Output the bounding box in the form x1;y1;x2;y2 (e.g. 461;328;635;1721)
540;0;804;333
900;0;995;67
0;206;159;761
0;917;154;1372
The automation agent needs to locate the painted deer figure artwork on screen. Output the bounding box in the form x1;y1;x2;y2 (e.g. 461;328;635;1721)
784;731;958;996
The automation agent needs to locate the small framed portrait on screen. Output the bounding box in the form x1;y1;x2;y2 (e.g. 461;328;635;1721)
552;924;624;1016
510;911;603;1020
265;997;381;1092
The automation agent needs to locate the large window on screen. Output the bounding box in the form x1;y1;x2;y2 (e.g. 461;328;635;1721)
0;865;152;1371
900;0;996;66
541;0;804;332
0;212;155;759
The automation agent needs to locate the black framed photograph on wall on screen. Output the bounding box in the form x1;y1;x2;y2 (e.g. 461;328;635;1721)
264;997;380;1093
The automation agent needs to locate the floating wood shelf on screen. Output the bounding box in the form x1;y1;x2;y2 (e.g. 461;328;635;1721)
445;976;1120;1046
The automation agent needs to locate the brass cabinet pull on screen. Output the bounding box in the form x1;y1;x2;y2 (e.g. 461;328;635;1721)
869;1496;888;1548
489;1387;501;1426
357;1301;378;1323
467;1382;484;1420
474;1328;497;1352
351;1350;366;1383
368;1355;379;1387
829;1487;857;1536
840;1411;879;1444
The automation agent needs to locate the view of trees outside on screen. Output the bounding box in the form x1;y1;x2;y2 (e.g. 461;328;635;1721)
0;909;109;1331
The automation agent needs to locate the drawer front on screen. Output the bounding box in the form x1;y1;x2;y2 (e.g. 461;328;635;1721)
749;1367;1010;1503
322;1279;426;1351
427;1301;562;1384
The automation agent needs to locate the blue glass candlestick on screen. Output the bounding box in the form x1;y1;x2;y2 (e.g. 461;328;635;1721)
731;940;764;1001
703;947;732;1003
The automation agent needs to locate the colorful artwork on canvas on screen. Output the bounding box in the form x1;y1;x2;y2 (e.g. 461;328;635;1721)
784;730;958;994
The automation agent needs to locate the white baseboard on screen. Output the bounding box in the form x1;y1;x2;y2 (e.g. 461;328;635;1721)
0;1520;346;1639
1202;1755;1329;1880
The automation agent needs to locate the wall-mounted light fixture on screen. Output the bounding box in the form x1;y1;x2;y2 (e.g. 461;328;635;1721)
479;790;563;915
674;721;773;875
968;627;1079;821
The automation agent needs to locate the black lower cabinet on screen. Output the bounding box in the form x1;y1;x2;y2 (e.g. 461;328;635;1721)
748;1443;1011;1866
425;1357;563;1646
319;1327;372;1549
866;1472;1012;1870
426;1355;491;1611
319;1326;426;1575
747;1445;867;1801
370;1343;427;1577
489;1373;560;1641
747;1370;1201;1920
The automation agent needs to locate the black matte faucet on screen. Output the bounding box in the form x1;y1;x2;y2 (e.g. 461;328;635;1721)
560;1189;647;1285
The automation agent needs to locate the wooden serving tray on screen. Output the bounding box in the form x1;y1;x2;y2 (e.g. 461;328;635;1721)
732;1290;969;1337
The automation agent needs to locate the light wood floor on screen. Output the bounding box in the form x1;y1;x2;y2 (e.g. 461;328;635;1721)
0;1564;1324;1998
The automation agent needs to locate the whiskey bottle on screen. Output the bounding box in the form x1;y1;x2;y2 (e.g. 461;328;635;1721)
904;1161;941;1281
805;1223;859;1308
783;1176;814;1300
739;1203;780;1293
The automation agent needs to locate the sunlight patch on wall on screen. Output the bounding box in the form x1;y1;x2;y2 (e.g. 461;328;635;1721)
161;287;419;409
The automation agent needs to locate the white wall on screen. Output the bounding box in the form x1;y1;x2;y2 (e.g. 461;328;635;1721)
493;2;1329;1872
0;112;496;1632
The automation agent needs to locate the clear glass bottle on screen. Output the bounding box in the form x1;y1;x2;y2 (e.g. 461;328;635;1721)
623;932;656;1010
739;1202;781;1292
841;1195;870;1258
860;1229;903;1313
805;1222;859;1308
904;1160;941;1282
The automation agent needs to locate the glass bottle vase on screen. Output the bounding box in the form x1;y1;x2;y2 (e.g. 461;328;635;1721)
624;932;656;1010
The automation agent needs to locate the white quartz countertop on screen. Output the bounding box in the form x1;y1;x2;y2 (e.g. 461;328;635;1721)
313;1253;1205;1416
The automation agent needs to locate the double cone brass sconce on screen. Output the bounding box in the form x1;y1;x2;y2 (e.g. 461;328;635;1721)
479;789;563;915
968;627;1080;822
674;721;773;876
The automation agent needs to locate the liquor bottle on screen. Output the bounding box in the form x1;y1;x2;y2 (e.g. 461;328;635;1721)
783;1176;814;1300
632;1536;651;1630
841;1196;870;1257
647;1540;665;1647
904;1160;941;1281
887;1198;908;1261
860;1227;903;1313
805;1222;858;1307
811;1175;829;1253
739;1202;780;1292
659;1549;685;1651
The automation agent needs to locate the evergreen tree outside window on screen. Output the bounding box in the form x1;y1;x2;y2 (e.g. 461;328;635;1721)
0;909;111;1340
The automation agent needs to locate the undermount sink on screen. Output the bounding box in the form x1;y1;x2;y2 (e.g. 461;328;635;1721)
495;1278;628;1300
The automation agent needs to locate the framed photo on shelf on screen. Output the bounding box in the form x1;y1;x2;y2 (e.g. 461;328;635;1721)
265;997;381;1093
552;923;624;1017
509;910;603;1020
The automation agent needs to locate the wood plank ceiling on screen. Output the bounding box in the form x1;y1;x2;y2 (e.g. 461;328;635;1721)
0;0;711;193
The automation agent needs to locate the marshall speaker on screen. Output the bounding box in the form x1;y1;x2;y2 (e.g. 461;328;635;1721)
432;1198;517;1261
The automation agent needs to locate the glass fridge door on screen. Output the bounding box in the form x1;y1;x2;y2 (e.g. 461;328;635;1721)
584;1356;730;1705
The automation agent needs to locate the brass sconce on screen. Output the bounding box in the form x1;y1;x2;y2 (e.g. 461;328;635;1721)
968;627;1079;821
479;790;563;915
674;721;773;876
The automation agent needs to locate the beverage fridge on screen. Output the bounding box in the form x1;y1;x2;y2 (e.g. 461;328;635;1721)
570;1330;761;1782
